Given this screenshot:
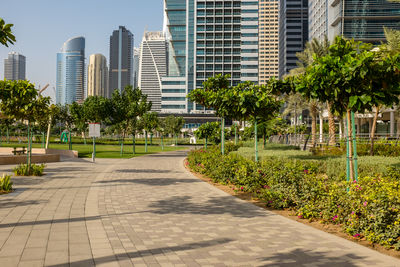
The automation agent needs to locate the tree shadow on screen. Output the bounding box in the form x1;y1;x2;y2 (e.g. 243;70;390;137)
286;154;342;161
115;169;175;174
47;237;233;267
0;210;145;229
258;248;363;266
148;195;268;218
95;178;200;186
0;199;47;209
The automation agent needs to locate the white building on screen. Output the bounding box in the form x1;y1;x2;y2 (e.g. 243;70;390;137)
138;31;168;112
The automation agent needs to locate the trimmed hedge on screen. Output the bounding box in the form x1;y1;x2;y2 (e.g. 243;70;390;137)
187;146;400;250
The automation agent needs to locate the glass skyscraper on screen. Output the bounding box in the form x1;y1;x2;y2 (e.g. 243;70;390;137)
162;0;259;114
56;36;85;105
328;0;400;43
109;26;133;96
4;51;26;81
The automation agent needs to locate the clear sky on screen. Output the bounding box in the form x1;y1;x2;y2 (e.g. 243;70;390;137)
0;0;164;101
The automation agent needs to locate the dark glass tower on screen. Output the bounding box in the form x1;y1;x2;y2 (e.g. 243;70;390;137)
329;0;400;44
279;0;309;78
109;26;133;96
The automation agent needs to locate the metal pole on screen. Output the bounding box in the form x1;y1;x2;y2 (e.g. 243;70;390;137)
255;119;258;162
351;111;359;182
145;131;148;153
27;123;31;168
205;137;207;149
346;118;350;184
161;134;164;151
234;123;238;145
120;137;123;156
92;137;96;162
221;117;225;155
68;131;72;150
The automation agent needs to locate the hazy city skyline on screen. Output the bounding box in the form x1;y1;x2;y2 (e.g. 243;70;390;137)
0;0;163;102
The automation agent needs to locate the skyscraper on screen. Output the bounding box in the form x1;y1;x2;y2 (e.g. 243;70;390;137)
259;0;279;84
138;32;168;112
309;0;328;41
109;26;133;95
56;36;85;105
87;54;108;98
328;0;400;43
161;0;259;113
4;51;26;81
279;0;308;78
133;47;140;88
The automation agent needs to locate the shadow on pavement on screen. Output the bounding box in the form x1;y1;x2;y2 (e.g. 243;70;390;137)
47;238;233;267
115;169;176;174
0;199;47;209
0;211;144;229
258;248;362;267
148;195;268;218
95;177;200;186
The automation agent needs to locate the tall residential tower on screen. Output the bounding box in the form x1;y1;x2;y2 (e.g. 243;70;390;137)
138;32;168;111
162;0;259;113
279;0;308;78
87;54;108;98
4;52;26;81
56;36;85;105
109;26;133;95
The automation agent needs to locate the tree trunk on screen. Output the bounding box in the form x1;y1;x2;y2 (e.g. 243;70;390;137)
310;103;317;146
346;109;354;182
45;116;51;149
132;131;136;155
327;102;336;146
370;106;380;156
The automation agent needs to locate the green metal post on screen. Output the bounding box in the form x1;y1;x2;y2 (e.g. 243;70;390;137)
42;132;45;148
255;119;258;162
346;118;350;191
161;135;164;151
120;138;123;156
27;123;31;168
150;133;153;145
205;137;208;149
221;117;225;155
234;123;238;145
351;111;359;182
145;131;148;153
132;134;136;155
92;137;96;162
68;131;72;150
6;128;9;143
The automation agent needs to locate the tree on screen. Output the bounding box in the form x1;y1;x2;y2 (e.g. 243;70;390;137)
188;74;231;154
194;122;220;148
290;37;335;145
69;102;87;144
165;115;185;145
82;96;110;124
0;18;15;47
297;36;400;181
139;112;159;152
123;86;152;154
0;80;50;169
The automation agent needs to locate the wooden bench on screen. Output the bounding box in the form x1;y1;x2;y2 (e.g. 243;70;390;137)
12;147;26;155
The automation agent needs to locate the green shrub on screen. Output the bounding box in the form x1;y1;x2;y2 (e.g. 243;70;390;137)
187;145;400;250
13;163;45;176
0;174;13;192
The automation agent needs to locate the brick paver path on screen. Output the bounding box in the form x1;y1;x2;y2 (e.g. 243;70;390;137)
0;150;399;266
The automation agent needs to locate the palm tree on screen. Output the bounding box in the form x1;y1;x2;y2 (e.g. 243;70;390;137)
289;37;336;146
369;27;400;155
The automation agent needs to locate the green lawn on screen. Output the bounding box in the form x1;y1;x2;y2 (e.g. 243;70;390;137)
0;142;188;158
234;143;400;178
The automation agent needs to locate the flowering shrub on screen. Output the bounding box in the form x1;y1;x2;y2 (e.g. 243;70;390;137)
187;146;400;250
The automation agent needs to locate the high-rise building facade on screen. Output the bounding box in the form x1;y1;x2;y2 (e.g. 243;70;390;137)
87;54;108;98
259;0;279;84
328;0;400;43
56;36;85;105
309;0;327;41
162;0;259;114
133;47;140;88
109;26;133;95
4;52;26;81
279;0;308;78
138;32;168;112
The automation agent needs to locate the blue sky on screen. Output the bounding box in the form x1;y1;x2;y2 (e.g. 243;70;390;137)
0;0;164;101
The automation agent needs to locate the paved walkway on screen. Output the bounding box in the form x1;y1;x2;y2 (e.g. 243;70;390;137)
0;150;399;267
